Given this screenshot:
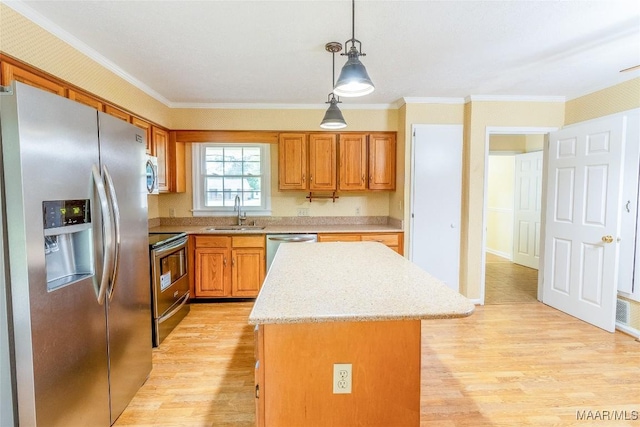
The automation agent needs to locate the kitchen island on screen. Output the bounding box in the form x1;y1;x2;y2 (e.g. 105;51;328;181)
249;242;474;427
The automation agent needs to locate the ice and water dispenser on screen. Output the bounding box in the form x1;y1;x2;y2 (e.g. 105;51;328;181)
43;200;94;291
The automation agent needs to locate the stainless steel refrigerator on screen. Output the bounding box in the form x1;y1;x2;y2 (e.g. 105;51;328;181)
0;82;152;426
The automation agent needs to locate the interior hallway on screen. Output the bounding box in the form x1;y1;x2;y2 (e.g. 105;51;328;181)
115;301;640;427
485;252;538;304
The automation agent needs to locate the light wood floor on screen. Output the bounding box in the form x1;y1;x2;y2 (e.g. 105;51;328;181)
485;253;538;305
115;302;640;427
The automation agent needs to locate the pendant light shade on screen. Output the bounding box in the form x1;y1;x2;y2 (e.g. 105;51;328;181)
333;45;374;97
320;95;347;129
333;0;374;98
320;42;347;129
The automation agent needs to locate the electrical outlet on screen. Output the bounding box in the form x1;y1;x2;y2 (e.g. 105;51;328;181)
169;208;176;218
297;208;309;217
333;363;352;394
355;206;361;216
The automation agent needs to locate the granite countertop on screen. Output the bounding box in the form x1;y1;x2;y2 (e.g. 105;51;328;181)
149;224;403;235
248;242;475;324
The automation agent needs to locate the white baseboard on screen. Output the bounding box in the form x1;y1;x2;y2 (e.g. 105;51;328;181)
485;248;512;260
616;322;640;340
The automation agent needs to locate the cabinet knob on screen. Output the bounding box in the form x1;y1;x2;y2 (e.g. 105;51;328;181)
224;257;227;266
361;174;365;182
232;258;236;267
370;175;373;182
302;173;305;183
310;175;313;182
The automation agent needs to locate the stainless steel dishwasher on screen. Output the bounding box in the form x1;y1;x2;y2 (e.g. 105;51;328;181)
266;234;317;271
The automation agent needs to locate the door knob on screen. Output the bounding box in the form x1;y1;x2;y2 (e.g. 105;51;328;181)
601;235;614;244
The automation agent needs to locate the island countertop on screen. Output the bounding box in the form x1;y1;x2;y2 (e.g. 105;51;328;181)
248;241;475;324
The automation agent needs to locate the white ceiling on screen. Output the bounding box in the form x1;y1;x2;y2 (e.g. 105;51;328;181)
8;0;640;107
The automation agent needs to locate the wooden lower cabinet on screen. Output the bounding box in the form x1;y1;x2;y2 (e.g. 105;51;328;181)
194;235;265;298
318;232;404;255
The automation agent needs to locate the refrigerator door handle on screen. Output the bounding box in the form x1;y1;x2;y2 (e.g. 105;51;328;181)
102;164;121;301
92;164;113;305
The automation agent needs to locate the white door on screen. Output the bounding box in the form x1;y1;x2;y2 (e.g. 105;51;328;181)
542;113;627;332
410;124;463;291
513;151;543;269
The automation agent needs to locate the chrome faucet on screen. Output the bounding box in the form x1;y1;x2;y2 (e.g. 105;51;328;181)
234;195;246;225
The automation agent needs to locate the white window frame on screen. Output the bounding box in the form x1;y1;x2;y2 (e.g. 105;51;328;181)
192;143;272;217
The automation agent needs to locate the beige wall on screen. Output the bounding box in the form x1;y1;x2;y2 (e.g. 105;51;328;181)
565;78;640;125
486;155;514;257
170;108;397;132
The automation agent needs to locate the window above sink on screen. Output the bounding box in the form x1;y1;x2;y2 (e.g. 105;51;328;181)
192;143;272;217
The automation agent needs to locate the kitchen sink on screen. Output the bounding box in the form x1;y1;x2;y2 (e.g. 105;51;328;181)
204;225;266;231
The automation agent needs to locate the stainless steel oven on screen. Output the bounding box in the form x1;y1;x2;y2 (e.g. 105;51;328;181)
149;232;190;347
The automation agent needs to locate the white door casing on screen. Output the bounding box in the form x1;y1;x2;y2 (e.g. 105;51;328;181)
513;151;543;269
617;109;640;295
410;124;463;292
542;113;627;332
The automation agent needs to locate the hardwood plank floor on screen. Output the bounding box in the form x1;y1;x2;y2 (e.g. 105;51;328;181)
115;301;640;426
485;253;538;305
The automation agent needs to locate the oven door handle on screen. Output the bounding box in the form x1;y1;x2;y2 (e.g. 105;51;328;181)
158;291;190;324
153;237;188;256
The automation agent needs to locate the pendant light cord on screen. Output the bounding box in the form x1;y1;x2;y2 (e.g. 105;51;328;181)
351;0;355;47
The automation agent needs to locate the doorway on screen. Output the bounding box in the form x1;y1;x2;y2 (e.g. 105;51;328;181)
481;128;557;305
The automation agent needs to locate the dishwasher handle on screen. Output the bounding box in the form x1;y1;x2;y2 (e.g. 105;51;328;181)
268;236;317;243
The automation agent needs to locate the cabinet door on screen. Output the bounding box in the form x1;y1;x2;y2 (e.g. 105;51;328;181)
153;126;170;192
232;248;265;297
195;248;230;297
308;134;337;191
278;133;307;190
68;89;104;111
131;117;153;155
1;62;65;96
104;105;131;122
338;134;367;191
368;133;396;190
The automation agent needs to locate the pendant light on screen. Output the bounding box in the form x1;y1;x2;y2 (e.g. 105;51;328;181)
320;42;347;130
333;0;374;97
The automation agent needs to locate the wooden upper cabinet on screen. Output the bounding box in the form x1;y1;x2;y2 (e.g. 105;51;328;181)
1;62;65;96
131;117;153;155
308;134;337;191
368;133;396;190
338;134;368;191
67;89;104;111
278;133;307;190
153;126;170;192
104;104;131;122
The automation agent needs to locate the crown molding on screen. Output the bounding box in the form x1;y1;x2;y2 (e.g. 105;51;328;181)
400;97;466;106
465;94;566;103
167;102;396;110
4;0;172;106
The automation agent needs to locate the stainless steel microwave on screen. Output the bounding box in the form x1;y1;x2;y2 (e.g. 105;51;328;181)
145;155;159;194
